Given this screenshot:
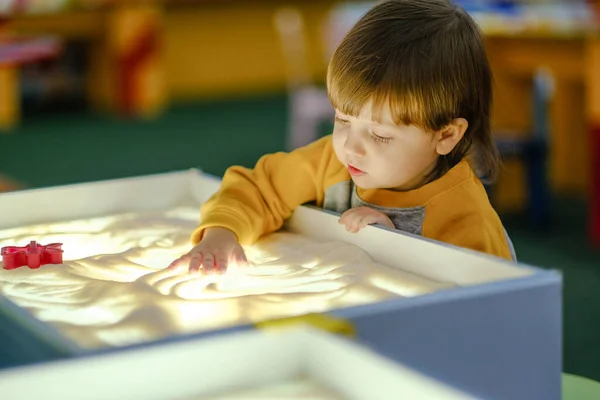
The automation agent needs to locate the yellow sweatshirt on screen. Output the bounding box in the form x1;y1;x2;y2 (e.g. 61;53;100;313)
192;135;514;261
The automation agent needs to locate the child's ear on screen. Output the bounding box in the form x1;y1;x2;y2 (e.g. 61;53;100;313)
436;118;468;155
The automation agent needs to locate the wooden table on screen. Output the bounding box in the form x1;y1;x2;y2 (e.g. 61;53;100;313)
0;3;165;130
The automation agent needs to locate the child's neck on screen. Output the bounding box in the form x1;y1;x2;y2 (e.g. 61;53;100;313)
389;160;438;192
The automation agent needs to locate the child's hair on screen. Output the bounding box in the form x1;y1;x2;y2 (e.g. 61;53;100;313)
327;0;500;183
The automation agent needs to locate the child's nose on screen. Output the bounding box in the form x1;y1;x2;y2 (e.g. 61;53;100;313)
344;134;366;157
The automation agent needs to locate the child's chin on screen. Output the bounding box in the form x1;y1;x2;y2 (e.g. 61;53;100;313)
351;176;377;189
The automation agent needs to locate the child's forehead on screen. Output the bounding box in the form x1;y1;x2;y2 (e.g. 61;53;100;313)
336;100;396;126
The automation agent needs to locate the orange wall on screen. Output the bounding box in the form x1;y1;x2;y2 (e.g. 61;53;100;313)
163;2;335;100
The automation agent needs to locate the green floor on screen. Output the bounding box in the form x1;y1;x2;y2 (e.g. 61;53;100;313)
1;93;599;381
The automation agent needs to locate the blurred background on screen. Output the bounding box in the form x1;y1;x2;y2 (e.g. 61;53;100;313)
0;0;599;382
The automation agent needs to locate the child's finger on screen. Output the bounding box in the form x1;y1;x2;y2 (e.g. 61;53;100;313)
188;253;203;273
340;216;351;230
233;249;249;267
200;252;215;273
355;213;374;228
214;254;228;273
168;253;188;270
338;209;352;225
343;220;353;231
349;216;362;232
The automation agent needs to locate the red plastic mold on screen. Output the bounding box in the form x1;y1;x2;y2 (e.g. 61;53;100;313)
1;241;63;270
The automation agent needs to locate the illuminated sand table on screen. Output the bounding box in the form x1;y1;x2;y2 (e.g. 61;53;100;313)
0;207;453;349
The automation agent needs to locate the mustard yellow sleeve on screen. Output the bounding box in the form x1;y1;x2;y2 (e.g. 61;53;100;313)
192;135;337;245
425;214;512;260
423;188;512;260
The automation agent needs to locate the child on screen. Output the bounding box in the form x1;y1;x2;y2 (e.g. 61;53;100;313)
170;0;515;273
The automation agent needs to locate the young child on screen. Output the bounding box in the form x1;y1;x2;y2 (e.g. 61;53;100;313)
170;0;515;273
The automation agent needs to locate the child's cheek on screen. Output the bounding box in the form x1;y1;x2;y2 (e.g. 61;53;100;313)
332;131;347;165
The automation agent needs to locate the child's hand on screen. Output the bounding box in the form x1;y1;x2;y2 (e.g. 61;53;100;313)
168;227;248;274
338;206;394;233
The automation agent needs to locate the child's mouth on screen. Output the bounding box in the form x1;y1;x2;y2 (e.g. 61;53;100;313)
348;164;366;176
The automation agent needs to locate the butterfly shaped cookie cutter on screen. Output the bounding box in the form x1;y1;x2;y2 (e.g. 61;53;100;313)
1;241;63;270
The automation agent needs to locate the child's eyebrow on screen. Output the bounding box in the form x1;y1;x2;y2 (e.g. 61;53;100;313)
335;109;398;128
371;121;399;131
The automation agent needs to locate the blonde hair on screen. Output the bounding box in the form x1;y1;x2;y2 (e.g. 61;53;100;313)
327;0;500;182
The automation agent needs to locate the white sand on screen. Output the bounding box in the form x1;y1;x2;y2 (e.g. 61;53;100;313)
0;207;453;349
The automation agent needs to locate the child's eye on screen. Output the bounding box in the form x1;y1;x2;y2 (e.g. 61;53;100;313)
370;132;393;144
334;116;349;125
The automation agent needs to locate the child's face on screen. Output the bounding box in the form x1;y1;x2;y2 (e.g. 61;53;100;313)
332;103;439;191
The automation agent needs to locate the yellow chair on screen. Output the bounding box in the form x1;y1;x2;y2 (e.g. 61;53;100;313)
563;373;600;399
